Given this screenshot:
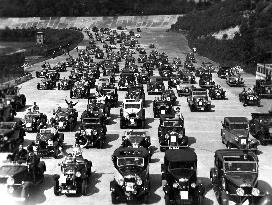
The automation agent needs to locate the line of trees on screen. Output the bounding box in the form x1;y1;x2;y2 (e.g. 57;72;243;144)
171;0;272;73
0;0;214;17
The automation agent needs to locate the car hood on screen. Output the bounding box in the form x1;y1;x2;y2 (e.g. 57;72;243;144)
0;165;27;178
124;108;140;115
225;173;258;187
0;129;12;136
169;168;195;181
231;129;249;137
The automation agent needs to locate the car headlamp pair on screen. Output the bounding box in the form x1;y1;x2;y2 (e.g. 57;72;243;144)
236;187;244;196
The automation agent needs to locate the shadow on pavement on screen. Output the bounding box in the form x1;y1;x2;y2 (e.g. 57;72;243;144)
147;174;162;204
105;134;119;148
145;118;155;129
86;171;102;196
198;177;214;205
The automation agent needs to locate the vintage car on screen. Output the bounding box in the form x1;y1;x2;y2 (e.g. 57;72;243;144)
34;127;64;158
76;117;107;148
53;62;67;72
178;70;196;84
210;149;272;205
24;110;47;132
199;74;215;89
0;98;15;122
138;70;150;84
221;117;259;151
226;75;245;87
153;98;173;118
96;76;112;90
162;149;205;205
158;115;187;151
186;52;196;63
120;99;145;129
217;66;232;79
121;130;151;160
161;89;177;106
52;107;78;131
249;112;272;145
0;121;25;152
37;78;56;90
2;86;26;111
110;147;150;203
126;85;145;105
100;86;118;108
168;75;181;88
209;85;226;100
57;78;73;90
138;54;147;63
159;64;173;80
54;152;92;196
147;76;165;95
239;89;261;106
254;78;272;98
187;88;212;112
118;73;137;91
177;85;191;97
184;61;195;72
70;81;89;99
0;156;46;201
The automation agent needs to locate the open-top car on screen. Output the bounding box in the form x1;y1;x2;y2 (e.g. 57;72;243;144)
120;99;145;129
239;88;261;106
210;149;272;205
70;81;90;99
178;70;195;84
126;84;145;105
221;117;259;151
121;130;151;158
187;88;212;112
226;74;244;87
52;107;78;131
37;78;56;90
118;73;137;91
158;115;187;151
34;127;64;158
0;156;46;202
254;78;272;98
209;85;226;100
153;98;173;118
168;75;181;88
161;89;177;106
2;86;26;111
100;86;118;108
199;73;215;89
217;66;231;79
24;110;47;132
54;151;92;196
249;112;272;145
162;149;205;205
57;78;73;90
76;117;107;148
147;76;165;95
177;85;192;97
0;121;25;152
110;147;150;203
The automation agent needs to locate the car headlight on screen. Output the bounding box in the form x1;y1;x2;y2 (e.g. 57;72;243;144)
236;188;244;196
115;171;124;186
173;182;179;188
165;134;170;139
252;188;260;196
136;176;142;186
7;177;15;185
178;134;183;138
74;171;81;177
93;130;97;135
3;136;8;141
191;183;196;188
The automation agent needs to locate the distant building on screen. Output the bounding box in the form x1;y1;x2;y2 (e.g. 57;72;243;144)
256;63;272;80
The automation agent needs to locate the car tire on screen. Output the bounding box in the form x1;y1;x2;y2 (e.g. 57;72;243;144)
165;194;171;205
97;140;103;149
8;142;15;152
54;179;61;196
81;179;87;196
111;192;118;204
37;83;40;90
260;136;268;146
219;190;229;205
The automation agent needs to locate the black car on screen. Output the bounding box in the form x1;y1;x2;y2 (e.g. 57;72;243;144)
254;79;272;98
147;76;165;95
0;121;25;152
161;89;177;106
51;107;78;131
162;149;205;205
158;115;187;151
0;156;46;202
210;149;271;205
249;112;272;145
110;147;150;203
23;110;47;132
153;98;173;118
239;89;260;106
209;86;226;100
199;74;215;89
217;66;231;79
2;86;26;111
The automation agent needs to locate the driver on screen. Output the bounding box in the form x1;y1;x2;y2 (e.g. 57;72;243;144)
7;144;27;162
33;102;39;112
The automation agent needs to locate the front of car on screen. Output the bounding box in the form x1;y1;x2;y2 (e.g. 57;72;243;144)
153;100;171;118
55;111;69;131
0;163;29;201
244;93;260;106
35;128;56;156
122;131;151;151
110;148;149;202
227;76;244;87
192;96;211;111
122;102;143;128
24;113;40;132
210;87;225;100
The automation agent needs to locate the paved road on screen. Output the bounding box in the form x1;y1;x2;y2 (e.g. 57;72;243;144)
1;28;272;205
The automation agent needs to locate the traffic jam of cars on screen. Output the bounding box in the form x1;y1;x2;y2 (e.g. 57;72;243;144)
0;26;272;205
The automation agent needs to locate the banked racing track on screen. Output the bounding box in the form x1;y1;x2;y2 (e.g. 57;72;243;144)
1;16;272;205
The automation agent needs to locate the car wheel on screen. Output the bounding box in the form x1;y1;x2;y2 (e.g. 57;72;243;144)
160;146;166;152
54;179;61;196
165;194;171;205
97;140;103;149
81;179;87;196
111;192;119;204
8;142;15;152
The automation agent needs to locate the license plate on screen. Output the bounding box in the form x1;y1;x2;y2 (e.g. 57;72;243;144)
161;110;165;114
171;136;176;142
241;139;247;145
62;190;76;194
126;183;134;191
155;89;158;92
170;146;179;149
180;191;188;199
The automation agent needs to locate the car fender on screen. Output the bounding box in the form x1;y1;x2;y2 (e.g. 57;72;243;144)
255;195;272;205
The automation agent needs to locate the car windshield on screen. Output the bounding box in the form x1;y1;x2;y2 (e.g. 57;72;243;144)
169;161;196;170
230;123;248;129
117;157;144;167
125;104;140;109
163;121;182;127
224;162;257;172
193;91;206;96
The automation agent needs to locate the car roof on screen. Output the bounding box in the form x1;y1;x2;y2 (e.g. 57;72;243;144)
165;149;197;163
113;147;149;158
224;117;248;123
215;149;257;161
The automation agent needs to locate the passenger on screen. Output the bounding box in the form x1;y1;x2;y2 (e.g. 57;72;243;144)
65;99;78;109
7;144;28;162
33;102;39;112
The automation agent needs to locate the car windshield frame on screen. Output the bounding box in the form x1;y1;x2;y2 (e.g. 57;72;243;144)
224;161;257;173
117;157;144;167
229;123;248;130
125;104;141;109
168;161;196;170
